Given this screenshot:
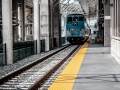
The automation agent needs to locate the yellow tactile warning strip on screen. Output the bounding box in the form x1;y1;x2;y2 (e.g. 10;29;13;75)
48;39;89;90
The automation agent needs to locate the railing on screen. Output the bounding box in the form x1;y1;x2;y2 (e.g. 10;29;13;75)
41;39;45;52
13;39;45;63
0;44;6;66
61;37;66;44
13;40;36;62
0;39;45;66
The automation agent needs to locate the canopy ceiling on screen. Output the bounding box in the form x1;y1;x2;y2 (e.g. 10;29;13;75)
60;0;98;19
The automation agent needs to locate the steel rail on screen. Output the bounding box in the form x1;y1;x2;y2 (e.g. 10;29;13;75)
0;45;70;85
29;45;81;90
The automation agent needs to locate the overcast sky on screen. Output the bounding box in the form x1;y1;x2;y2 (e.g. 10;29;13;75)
61;0;75;4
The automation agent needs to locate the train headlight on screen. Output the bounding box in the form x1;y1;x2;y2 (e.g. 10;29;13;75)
68;29;72;32
80;29;84;31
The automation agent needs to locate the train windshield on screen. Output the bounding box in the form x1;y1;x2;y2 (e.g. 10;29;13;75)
79;17;84;21
73;17;78;21
67;17;72;23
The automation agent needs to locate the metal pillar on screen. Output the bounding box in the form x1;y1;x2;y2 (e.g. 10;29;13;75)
50;0;54;49
2;0;13;64
58;12;61;47
21;0;25;41
12;0;18;42
33;0;40;53
104;0;110;46
18;5;22;41
64;16;67;42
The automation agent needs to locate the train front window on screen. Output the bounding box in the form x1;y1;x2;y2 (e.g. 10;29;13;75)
79;17;83;21
73;17;78;21
67;17;72;23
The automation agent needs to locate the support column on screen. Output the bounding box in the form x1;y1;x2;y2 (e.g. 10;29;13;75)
40;0;50;51
104;0;110;46
58;10;61;47
64;16;67;42
118;0;120;37
50;0;54;49
21;0;25;41
2;0;13;64
33;0;40;53
18;5;22;41
12;0;18;42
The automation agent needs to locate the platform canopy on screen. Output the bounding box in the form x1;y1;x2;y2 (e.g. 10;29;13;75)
78;0;98;17
60;0;98;19
60;0;82;16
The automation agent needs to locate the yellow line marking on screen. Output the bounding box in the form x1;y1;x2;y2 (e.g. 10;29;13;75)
48;39;89;90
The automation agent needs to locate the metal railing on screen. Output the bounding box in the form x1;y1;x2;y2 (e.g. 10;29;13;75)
0;39;45;66
0;44;6;66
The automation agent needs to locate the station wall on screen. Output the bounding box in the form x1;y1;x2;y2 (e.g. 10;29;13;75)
40;0;50;51
110;0;120;64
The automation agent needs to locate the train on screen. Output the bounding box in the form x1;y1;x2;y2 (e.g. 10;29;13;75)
66;14;91;44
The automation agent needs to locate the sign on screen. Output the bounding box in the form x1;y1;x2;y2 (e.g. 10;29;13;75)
105;16;111;20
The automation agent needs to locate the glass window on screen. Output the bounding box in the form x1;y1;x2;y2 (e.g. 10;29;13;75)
79;17;84;21
73;17;78;21
67;17;72;23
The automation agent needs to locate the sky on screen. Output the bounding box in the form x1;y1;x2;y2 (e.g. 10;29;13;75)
90;20;97;26
61;0;75;4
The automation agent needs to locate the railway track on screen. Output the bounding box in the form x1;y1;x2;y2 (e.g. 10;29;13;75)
0;44;81;90
38;45;81;90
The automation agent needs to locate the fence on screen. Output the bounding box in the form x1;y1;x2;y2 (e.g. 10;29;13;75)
0;39;45;66
13;39;45;62
0;44;6;66
61;37;66;44
13;40;36;62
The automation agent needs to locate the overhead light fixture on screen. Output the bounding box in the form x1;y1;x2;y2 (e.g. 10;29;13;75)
102;0;113;7
102;0;107;4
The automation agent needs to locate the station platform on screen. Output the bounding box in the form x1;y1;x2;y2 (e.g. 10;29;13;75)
49;41;120;90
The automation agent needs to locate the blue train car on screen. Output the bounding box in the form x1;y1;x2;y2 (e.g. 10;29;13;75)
66;14;90;44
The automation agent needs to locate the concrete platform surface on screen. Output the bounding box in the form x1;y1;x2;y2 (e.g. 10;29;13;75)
73;44;120;90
